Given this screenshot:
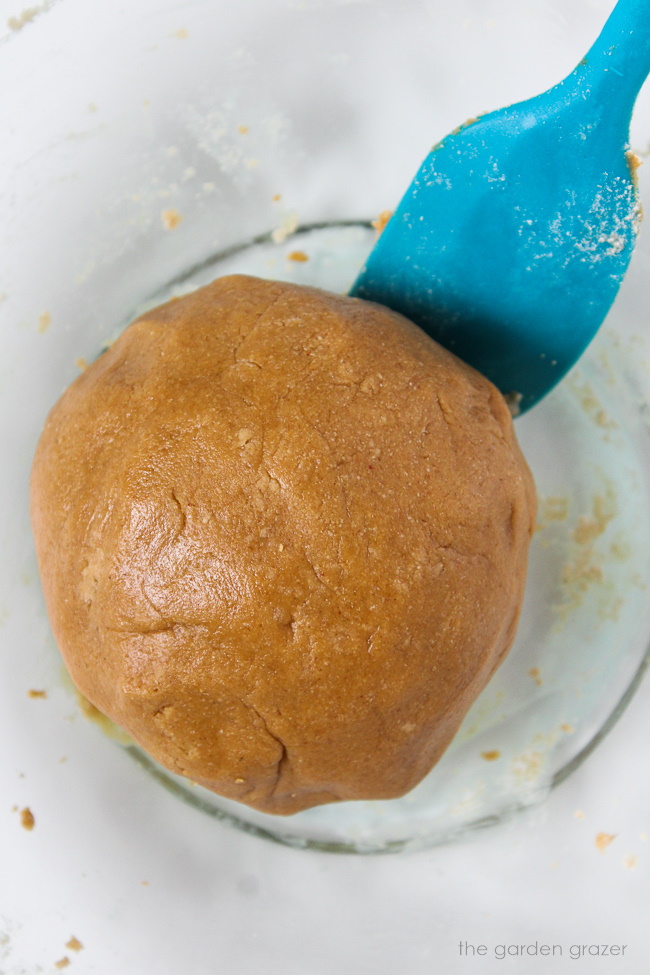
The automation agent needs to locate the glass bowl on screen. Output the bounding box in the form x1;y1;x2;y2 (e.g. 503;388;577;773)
2;0;650;854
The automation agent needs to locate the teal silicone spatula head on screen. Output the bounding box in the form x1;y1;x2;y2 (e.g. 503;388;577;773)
351;0;650;413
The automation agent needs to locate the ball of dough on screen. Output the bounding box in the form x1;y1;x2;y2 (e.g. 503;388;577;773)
31;275;536;815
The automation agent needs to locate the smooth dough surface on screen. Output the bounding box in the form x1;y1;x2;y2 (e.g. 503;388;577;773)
31;275;536;815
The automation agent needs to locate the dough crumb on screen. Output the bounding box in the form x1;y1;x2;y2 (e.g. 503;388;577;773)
560;723;575;734
539;496;570;523
161;209;183;230
272;193;282;202
38;311;51;333
174;27;188;38
19;807;35;830
238;124;249;134
371;210;393;235
75;358;88;372
627;150;643;172
271;212;298;243
528;667;543;686
66;937;83;952
480;750;501;762
575;809;585;819
54;958;70;970
595;832;616;853
27;689;47;699
504;391;523;417
287;250;309;262
7;5;41;31
626;149;643;192
624;854;638;870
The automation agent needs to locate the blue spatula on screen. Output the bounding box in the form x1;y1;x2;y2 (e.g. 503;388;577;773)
351;0;650;413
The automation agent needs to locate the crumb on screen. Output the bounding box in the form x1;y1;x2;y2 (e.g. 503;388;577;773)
174;27;188;38
555;486;618;620
573;513;610;545
575;810;585;819
560;723;575;734
550;861;558;869
59;756;68;763
75;358;88;372
480;750;501;762
7;6;40;31
161;208;183;230
271;212;298;244
504;391;523;418
595;408;617;430
287;250;309;262
624;854;638;870
451;116;480;135
19;807;35;831
235;777;245;783
54;958;70;970
512;750;542;783
38;311;51;333
238;124;249;134
65;937;83;952
272;193;282;202
141;880;149;886
28;689;47;699
245;158;259;169
595;832;616;853
528;667;543;686
626;149;643;175
371;209;393;235
569;379;618;431
539;496;570;523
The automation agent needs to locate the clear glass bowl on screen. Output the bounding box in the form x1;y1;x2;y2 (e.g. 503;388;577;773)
3;0;650;854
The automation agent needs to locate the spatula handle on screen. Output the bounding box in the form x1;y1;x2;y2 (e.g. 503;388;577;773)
578;0;650;112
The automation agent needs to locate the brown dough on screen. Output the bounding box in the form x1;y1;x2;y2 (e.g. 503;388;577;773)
30;275;536;815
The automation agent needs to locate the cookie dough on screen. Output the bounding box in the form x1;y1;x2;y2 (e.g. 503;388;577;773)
30;275;536;815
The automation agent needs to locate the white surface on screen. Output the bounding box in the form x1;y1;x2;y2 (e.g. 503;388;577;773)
0;675;648;974
1;0;649;971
